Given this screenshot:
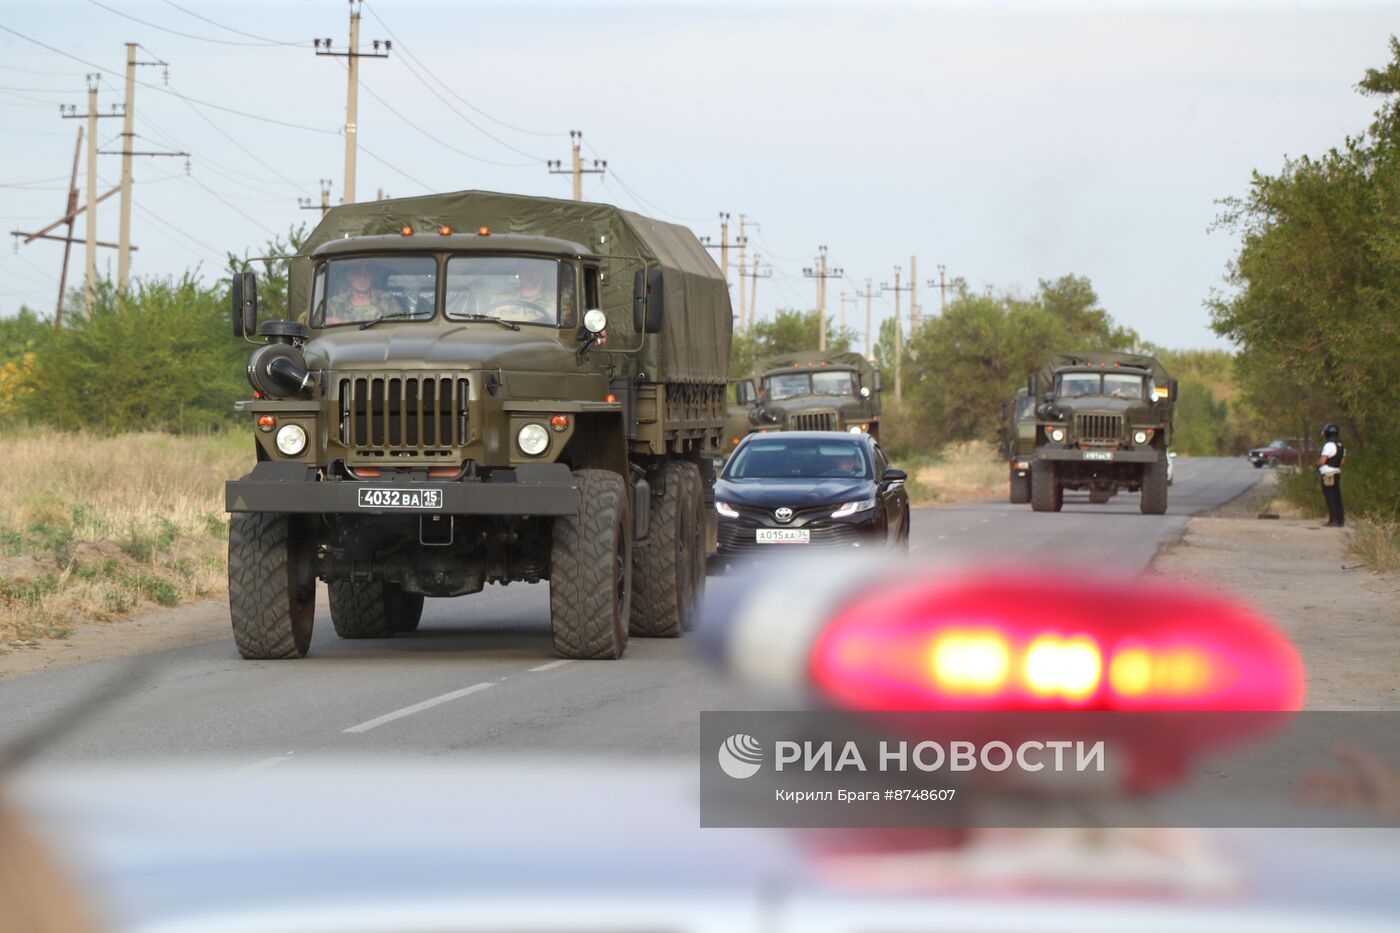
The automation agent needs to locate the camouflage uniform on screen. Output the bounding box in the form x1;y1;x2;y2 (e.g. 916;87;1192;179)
487;286;555;325
325;288;401;324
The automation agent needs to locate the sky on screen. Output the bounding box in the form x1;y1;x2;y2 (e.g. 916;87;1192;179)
0;0;1393;350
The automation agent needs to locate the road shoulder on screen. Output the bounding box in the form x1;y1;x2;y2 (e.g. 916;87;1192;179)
1150;476;1400;709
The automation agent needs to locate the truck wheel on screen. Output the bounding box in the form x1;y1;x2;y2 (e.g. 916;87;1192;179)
550;469;631;659
1140;456;1169;515
329;580;399;639
631;461;694;638
1030;462;1062;512
228;512;315;659
1009;469;1031;504
391;589;425;633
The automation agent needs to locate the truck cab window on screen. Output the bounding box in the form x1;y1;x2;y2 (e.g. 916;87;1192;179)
313;255;437;327
446;256;565;327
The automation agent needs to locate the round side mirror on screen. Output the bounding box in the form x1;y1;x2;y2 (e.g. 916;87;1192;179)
859;386;871;399
583;308;607;334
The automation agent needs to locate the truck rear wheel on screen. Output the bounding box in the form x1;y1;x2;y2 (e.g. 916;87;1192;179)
329;580;402;639
1140;456;1169;515
392;591;425;633
631;461;696;638
1030;462;1062;512
550;469;631;659
1009;469;1031;504
228;512;315;659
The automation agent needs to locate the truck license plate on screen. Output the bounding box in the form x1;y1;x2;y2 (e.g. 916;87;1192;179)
1083;451;1114;461
357;487;444;510
756;528;810;544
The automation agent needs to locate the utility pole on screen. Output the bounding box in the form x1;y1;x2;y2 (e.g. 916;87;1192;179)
61;75;123;311
735;213;748;333
803;245;844;351
881;266;911;401
547;130;605;201
739;254;770;332
856;279;880;361
700;212;732;292
315;0;390;205
838;291;848;336
56;126;82;325
928;264;952;314
909;255;919;329
299;179;333;218
106;44;179;291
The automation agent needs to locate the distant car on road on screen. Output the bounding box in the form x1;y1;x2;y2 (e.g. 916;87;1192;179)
713;431;909;563
1248;439;1303;468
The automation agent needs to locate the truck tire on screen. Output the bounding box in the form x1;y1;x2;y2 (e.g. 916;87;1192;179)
1030;462;1062;512
392;591;425;633
328;580;399;639
1009;469;1031;504
228;512;315;660
550;469;631;659
631;461;695;638
1140;456;1169;515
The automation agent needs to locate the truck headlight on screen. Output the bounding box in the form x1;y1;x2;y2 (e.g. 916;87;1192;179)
275;423;308;457
1133;429;1154;445
517;423;550;456
1048;427;1065;443
848;425;864;434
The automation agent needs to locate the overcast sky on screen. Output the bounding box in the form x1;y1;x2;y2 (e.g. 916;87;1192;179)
0;1;1393;349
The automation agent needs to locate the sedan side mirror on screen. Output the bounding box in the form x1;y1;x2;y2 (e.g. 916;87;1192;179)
882;467;907;486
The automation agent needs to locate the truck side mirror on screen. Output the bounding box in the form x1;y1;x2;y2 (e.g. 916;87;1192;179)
735;380;756;405
872;370;883;392
632;267;664;334
1028;373;1038;397
1168;378;1178;401
231;271;258;338
1000;400;1009;423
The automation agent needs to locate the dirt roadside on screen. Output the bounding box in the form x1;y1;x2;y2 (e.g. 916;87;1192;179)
1150;473;1400;710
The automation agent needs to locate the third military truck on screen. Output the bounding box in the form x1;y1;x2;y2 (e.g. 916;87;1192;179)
224;190;729;660
1025;351;1176;514
729;351;882;442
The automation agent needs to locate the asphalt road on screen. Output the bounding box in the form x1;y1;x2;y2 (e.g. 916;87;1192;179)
0;457;1260;766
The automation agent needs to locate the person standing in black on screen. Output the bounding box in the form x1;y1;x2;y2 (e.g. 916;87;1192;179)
1317;422;1346;527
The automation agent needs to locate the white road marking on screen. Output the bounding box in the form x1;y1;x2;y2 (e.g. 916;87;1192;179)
529;659;575;672
236;752;294;773
937;534;947;539
343;683;495;734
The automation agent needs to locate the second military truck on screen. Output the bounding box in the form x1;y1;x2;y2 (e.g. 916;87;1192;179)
731;350;882;441
225;190;730;660
1025;351;1176;514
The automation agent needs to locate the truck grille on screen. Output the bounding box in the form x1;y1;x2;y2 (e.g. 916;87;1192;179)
337;375;468;456
791;410;838;432
1075;412;1123;445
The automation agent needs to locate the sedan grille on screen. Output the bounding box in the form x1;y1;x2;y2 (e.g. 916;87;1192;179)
791;410;838;432
1074;412;1123;445
718;522;866;552
337;375;468;456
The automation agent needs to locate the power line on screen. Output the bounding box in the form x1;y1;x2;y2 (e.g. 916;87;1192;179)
357;141;434;194
361;0;566;140
83;0;311;48
158;0;315;47
355;70;536;169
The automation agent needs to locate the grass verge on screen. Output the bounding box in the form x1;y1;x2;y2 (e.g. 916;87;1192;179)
0;429;247;648
907;441;1006;507
1347;520;1400;574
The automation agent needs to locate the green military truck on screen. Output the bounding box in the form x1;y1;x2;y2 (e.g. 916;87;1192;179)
1026;351;1177;514
1003;387;1036;503
736;350;882;438
224;190;730;660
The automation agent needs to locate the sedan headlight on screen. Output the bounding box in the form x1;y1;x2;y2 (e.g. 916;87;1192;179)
831;497;877;518
517;423;550;456
1048;427;1065;443
275;423;308;456
716;501;740;518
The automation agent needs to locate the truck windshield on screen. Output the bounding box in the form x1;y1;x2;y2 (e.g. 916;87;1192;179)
1058;373;1102;397
726;438;869;479
766;373;810;400
812;370;856;396
445;256;574;327
1103;373;1145;399
312;255;437;327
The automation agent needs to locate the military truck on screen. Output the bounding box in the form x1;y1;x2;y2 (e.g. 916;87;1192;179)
1025;351;1177;514
738;351;882;438
721;378;758;453
224;190;730;660
1002;387;1036;504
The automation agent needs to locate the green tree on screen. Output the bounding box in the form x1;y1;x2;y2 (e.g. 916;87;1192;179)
729;308;856;377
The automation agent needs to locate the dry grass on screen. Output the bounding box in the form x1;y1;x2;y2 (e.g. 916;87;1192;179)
0;429;248;647
909;441;1007;507
1347;520;1400;575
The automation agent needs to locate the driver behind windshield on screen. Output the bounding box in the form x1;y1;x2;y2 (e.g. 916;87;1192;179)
489;263;556;324
325;259;401;325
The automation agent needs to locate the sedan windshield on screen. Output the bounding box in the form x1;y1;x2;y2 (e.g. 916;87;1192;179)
812;370;856;396
766;373;810;400
445;256;574;326
725;439;870;479
312;255;437;327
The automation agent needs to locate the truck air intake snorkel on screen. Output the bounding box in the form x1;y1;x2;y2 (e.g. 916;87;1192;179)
247;321;317;398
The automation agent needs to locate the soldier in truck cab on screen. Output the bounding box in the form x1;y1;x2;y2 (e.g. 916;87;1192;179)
324;259;401;325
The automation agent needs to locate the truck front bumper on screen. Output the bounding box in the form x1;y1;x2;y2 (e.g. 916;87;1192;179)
1035;448;1161;464
225;461;579;516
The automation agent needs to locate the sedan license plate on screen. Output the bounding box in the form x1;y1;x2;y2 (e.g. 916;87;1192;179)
756;528;810;544
1083;451;1114;461
357;487;443;510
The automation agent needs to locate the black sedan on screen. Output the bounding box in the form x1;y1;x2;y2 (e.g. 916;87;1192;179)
713;431;910;562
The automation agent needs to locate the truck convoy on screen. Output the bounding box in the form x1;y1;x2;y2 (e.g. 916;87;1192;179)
224;190;730;660
729;351;882;442
1025;351;1176;514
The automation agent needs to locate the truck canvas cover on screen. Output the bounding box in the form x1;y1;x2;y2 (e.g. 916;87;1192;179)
289;190;731;385
1038;351;1171;390
753;350;878;382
